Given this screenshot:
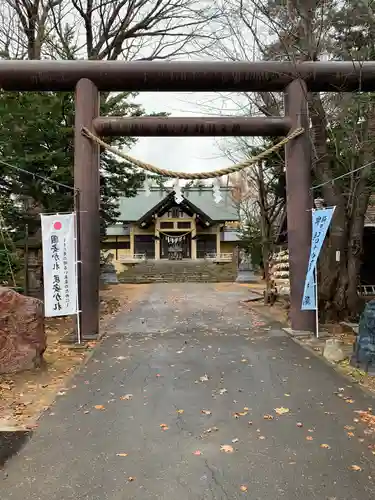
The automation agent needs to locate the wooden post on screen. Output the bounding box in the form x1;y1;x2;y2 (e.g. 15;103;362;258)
216;226;221;258
130;226;134;258
284;79;316;333
191;215;197;259
74;79;100;339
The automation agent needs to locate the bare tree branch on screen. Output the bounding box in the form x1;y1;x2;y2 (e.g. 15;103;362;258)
58;0;225;61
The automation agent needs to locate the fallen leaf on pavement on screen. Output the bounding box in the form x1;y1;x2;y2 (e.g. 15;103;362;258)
204;427;218;434
120;394;133;401
160;423;169;430
320;444;331;449
349;465;362;471
263;414;274;420
25;421;39;430
306;436;313;441
201;409;212;415
94;405;105;410
193;450;202;456
220;444;234;453
275;407;289;415
240;485;248;492
116;453;128;457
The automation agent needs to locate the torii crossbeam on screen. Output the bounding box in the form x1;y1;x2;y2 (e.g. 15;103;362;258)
1;60;371;337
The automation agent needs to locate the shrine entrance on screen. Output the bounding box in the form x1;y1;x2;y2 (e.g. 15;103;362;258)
160;232;191;260
1;59;372;339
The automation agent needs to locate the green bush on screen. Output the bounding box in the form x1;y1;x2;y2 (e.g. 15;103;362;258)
0;246;21;286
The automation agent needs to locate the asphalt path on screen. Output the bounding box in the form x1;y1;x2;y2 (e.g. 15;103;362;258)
2;283;375;499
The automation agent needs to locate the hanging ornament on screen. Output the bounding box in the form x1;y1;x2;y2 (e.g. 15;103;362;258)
144;175;151;197
174;179;183;204
212;178;223;204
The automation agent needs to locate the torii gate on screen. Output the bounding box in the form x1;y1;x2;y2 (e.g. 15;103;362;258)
0;60;371;338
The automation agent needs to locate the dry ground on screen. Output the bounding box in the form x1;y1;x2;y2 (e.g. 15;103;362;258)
0;284;147;430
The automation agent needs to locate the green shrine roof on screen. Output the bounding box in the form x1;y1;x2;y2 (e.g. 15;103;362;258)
106;188;239;236
120;188;238;221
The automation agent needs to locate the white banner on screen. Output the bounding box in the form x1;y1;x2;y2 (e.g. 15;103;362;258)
41;213;78;317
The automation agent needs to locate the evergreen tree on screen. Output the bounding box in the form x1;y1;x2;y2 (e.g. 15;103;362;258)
0;90;145;238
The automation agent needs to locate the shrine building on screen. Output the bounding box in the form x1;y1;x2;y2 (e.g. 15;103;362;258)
102;187;240;270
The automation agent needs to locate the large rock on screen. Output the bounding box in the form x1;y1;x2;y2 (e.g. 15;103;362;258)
323;338;346;363
353;300;375;369
0;287;46;374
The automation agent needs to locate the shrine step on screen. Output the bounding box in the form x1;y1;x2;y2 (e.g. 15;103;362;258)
118;261;237;283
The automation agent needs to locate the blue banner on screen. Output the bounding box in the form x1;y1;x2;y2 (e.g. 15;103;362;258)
301;207;335;310
301;271;316;310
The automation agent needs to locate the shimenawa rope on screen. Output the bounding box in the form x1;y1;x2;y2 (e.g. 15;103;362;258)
81;126;304;180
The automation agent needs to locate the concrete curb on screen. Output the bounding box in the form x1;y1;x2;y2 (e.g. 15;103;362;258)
283;327;313;338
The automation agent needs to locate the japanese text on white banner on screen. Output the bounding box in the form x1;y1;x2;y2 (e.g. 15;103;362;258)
41;213;78;317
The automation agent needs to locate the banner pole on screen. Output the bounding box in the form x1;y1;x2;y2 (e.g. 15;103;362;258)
315;264;319;338
74;190;82;344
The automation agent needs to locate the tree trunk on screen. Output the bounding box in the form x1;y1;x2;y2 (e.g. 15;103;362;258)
318;203;349;321
346;180;370;318
262;240;271;304
308;92;363;321
256;162;273;304
318;187;369;322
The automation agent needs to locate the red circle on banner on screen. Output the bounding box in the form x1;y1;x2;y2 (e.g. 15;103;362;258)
53;221;62;230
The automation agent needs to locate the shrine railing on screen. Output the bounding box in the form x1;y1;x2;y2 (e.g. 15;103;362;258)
119;253;147;263
205;253;233;262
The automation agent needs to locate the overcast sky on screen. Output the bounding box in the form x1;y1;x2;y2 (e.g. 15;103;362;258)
129;91;236;174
